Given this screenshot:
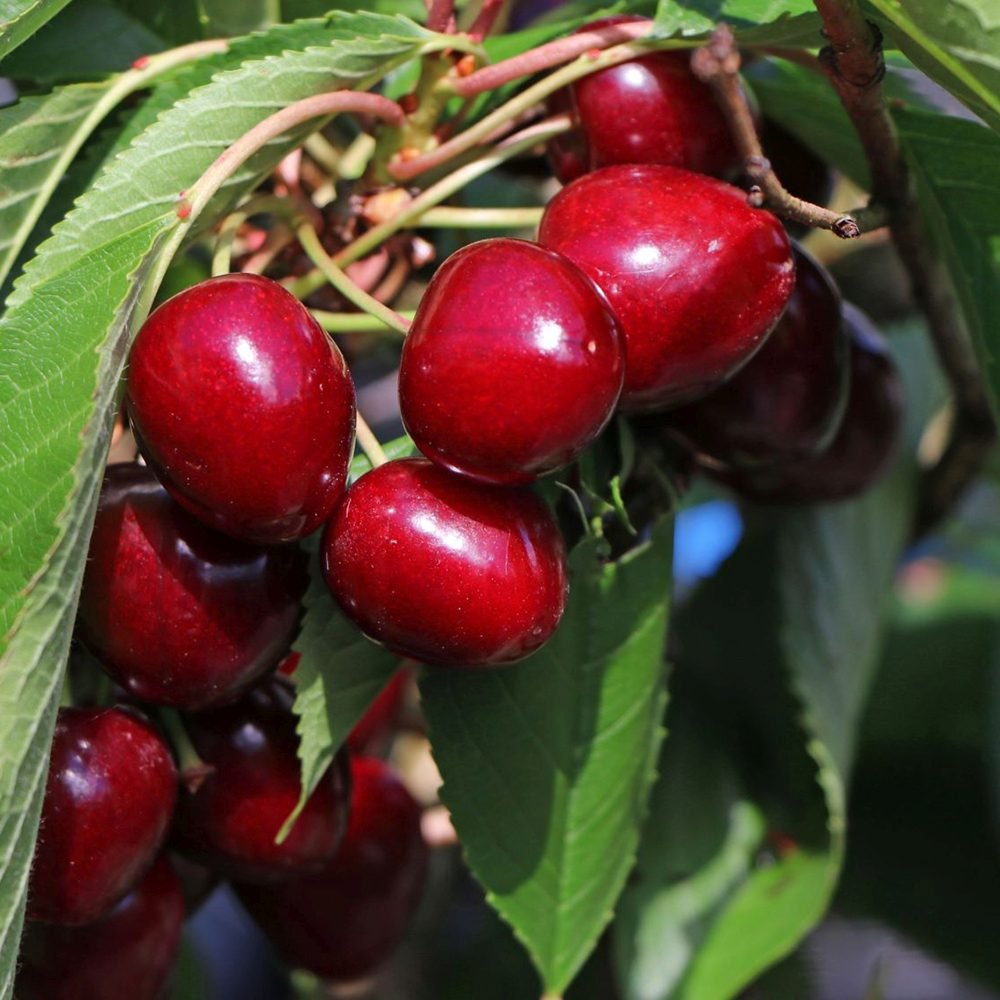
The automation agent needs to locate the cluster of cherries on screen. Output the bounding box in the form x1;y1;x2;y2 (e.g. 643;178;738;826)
23;13;905;998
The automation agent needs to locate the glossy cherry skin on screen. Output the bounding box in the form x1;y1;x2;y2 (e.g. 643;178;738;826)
664;246;849;467
18;855;184;1000
126;272;356;543
236;756;428;983
539;164;795;411
714;304;904;502
28;707;177;925
322;458;568;667
172;677;350;882
399;238;623;484
77;464;307;709
547;16;741;184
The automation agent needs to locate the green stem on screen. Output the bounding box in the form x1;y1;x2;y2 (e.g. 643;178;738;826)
417;205;542;229
355;412;390;469
389;38;668;182
287;116;571;300
311;309;416;332
297;223;410;335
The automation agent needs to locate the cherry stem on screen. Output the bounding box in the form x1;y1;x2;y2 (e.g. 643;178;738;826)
390;37;656;181
311;308;416;332
177;90;405;224
426;0;455;33
297;223;410;335
287;115;572;300
452;19;654;97
468;0;505;41
811;0;996;533
355;412;390;468
416;205;543;228
692;25;883;237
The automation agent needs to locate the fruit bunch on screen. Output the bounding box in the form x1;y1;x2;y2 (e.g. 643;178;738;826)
23;13;907;997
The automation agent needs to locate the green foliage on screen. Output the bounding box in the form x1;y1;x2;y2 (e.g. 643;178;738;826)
0;0;72;60
652;0;820;45
0;0;165;82
422;517;673;994
866;0;1000;134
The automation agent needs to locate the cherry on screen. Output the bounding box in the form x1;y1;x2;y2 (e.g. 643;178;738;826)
538;164;795;411
77;464;307;710
399;238;623;484
17;855;184;1000
322;458;568;666
126;272;356;544
714;304;904;502
663;246;849;467
28;707;177;925
547;17;742;185
172;676;350;882
236;756;428;983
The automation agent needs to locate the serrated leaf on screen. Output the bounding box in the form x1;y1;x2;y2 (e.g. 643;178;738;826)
0;0;72;60
0;0;165;82
421;516;673;994
0;14;437;991
865;0;1000;135
894;108;1000;416
652;0;821;46
614;328;936;999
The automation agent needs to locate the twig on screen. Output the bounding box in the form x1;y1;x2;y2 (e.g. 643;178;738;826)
812;0;996;533
297;223;410;336
426;0;455;33
356;412;390;468
692;26;883;237
452;18;654;97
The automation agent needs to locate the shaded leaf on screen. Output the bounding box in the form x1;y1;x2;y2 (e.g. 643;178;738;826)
422;516;673;994
0;0;72;60
652;0;821;46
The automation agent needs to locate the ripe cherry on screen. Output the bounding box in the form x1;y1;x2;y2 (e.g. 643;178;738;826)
538;164;794;411
77;464;306;710
28;707;177;925
663;246;849;467
547;16;741;184
399;238;623;484
713;304;904;502
17;855;184;1000
236;756;428;983
172;676;350;882
322;458;568;666
126;272;356;544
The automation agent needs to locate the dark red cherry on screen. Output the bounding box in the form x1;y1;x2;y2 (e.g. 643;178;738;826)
236;756;427;982
399;238;623;484
28;707;177;925
172;677;350;882
547;16;741;184
322;458;568;667
538;164;795;411
714;304;904;502
17;855;184;1000
126;272;356;543
664;246;849;467
77;464;306;710
347;669;411;756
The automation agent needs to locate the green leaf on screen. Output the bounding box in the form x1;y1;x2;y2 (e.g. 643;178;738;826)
614;327;934;998
0;0;165;82
422;516;673;995
0;14;436;992
652;0;821;46
107;0;204;46
895;108;1000;415
865;0;1000;135
0;0;72;60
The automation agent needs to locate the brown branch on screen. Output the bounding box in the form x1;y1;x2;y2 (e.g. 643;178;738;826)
692;26;884;237
813;0;996;533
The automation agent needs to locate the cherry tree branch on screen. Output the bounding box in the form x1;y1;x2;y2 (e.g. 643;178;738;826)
692;26;884;237
812;0;996;533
